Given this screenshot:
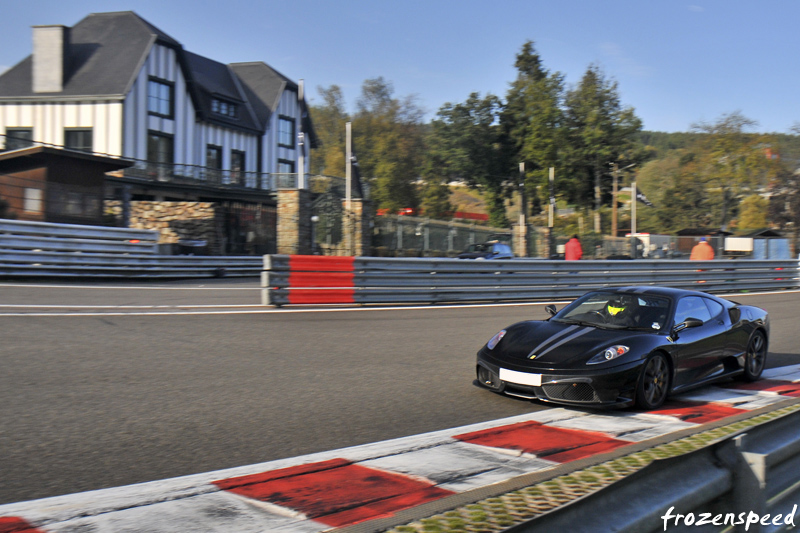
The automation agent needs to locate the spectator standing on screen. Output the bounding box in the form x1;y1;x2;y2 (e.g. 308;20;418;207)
690;237;715;260
565;235;583;261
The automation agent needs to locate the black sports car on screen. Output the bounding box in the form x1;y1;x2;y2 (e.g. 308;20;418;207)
476;287;769;409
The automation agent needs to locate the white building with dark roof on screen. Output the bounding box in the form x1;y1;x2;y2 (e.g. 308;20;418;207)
0;11;316;190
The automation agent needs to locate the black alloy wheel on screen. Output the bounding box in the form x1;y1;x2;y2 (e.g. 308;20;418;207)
636;353;670;410
742;331;767;382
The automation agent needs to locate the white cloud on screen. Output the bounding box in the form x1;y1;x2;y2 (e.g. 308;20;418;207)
688;5;705;12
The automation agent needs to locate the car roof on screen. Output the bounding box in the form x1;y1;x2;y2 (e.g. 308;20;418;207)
595;286;723;301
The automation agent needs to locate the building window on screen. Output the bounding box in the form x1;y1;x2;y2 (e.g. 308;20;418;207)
205;144;222;183
277;159;295;174
4;128;33;151
278;116;295;148
212;98;238;119
23;188;43;213
64;128;93;152
230;150;245;185
147;132;174;165
206;145;222;169
148;79;174;118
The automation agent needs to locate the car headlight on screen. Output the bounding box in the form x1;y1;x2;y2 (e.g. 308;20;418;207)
487;330;506;350
587;345;630;365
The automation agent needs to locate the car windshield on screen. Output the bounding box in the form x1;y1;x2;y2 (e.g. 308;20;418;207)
467;244;489;253
553;291;672;331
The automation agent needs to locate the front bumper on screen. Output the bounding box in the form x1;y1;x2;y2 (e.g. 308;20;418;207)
476;351;644;408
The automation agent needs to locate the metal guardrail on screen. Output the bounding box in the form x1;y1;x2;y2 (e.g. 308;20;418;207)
0;218;159;254
261;255;800;306
0;251;263;278
0;219;262;278
510;406;800;533
0;219;158;243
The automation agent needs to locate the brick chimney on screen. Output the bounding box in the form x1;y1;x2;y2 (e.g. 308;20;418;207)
32;25;69;93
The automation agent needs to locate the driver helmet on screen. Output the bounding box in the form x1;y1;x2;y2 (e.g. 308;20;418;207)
607;296;628;316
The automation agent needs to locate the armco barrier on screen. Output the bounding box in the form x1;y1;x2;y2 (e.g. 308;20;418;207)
262;255;356;304
0;219;159;254
0;252;263;278
261;255;800;306
508;406;800;533
0;219;263;279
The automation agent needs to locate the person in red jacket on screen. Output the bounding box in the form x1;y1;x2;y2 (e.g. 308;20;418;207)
565;235;583;261
690;237;715;260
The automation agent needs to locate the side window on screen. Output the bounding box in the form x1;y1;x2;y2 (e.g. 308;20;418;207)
674;296;712;325
703;298;724;319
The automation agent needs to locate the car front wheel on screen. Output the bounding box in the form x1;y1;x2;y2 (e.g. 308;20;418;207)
636;353;670;410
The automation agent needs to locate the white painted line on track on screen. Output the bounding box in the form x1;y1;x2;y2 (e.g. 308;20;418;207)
0;300;572;317
0;283;259;290
0;289;794;318
0;304;265;309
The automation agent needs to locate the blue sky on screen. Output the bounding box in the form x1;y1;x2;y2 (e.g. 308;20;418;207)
2;0;798;133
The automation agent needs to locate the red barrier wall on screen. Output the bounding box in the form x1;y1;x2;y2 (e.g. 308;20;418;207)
287;255;355;304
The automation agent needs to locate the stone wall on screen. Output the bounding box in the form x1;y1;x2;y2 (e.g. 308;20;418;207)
106;201;218;251
342;198;371;256
276;189;312;255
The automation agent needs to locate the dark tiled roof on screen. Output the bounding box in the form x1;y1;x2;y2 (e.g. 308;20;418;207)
230;63;318;147
0;145;134;171
0;12;168;98
0;11;313;139
229;62;291;124
184;52;261;133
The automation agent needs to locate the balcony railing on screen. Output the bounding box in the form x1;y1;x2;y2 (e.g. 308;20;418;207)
0;135;367;197
123;160;279;190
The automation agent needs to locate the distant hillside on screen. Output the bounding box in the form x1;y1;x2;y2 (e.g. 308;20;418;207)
637;131;701;154
638;130;800;165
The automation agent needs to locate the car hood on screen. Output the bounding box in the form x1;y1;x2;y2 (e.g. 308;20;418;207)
489;320;658;369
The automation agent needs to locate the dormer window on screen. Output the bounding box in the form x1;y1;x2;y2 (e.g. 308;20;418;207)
212;98;238;119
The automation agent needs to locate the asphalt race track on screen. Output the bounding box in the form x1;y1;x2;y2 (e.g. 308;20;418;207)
1;280;799;505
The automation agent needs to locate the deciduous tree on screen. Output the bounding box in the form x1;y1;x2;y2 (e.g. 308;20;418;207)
352;77;425;213
427;93;511;227
690;112;780;230
737;194;768;230
309;85;349;176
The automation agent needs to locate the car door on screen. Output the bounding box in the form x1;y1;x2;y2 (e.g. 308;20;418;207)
670;296;730;388
489;243;510;259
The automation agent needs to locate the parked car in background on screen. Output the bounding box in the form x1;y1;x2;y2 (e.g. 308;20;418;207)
457;241;514;260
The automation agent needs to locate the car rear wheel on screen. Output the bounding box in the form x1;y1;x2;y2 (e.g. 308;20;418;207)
636;353;670;410
741;331;767;382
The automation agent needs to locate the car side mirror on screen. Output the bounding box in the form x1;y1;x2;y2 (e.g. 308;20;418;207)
545;305;557;317
671;317;703;337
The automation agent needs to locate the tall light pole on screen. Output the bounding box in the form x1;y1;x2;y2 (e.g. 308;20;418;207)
612;162;635;238
518;162;526;257
631;172;638;258
345;122;353;255
548;167;555;258
297;131;305;189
